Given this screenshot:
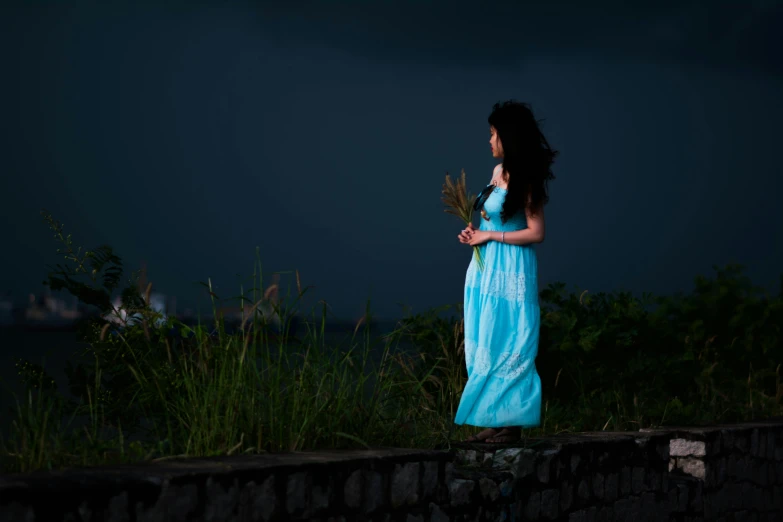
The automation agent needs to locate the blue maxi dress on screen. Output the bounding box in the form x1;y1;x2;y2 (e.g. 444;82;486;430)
454;184;542;428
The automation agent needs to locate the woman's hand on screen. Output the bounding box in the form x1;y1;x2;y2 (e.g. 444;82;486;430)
467;230;491;246
458;222;476;244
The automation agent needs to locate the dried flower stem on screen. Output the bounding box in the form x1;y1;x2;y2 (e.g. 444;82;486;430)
441;169;485;271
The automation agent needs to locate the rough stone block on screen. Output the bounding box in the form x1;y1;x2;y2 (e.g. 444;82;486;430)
740;456;753;481
714;494;731;521
524;491;540;519
720;429;734;450
429;502;449;522
537;449;558;484
727;453;738;477
444;461;454;479
286;472;310;517
640;491;656;515
0;503;34;522
728;482;744;510
343;470;363;510
671;439;706;457
604;472;618;502
702;488;718;517
737;454;750;480
707;435;722;456
239;476;276;522
762;488;774;512
106;492;130;522
363;470;384;514
462;450;477;465
631;467;645;494
596;505;612;522
646;468;661;492
598;451;610;465
625;495;641;521
767;431;776;460
448;479;475;507
613;498;631;521
489;504;511;522
592;472;604;499
571;453;581;474
136;482;198;522
678;457;705;479
77;501;93;522
736;433;750;452
690;482;703;512
620;466;631;496
676;483;689;512
667;486;679;513
391;462;420;508
753;483;765;511
499;479;513;498
492;447;528;473
716;456;728;485
577;478;590;500
540;489;559;520
310;478;331;518
742;482;754;510
478;477;499;502
759;460;770;487
656;441;670;462
560;480;573;512
422;461;438;500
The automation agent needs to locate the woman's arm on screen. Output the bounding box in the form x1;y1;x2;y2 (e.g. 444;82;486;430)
465;205;545;246
490;204;545;245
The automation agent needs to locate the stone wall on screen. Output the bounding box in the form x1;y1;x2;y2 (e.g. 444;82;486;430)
1;419;782;521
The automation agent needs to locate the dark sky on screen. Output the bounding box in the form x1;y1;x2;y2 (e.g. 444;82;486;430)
2;1;782;322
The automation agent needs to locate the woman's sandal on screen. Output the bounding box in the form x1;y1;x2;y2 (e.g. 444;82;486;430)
461;428;500;443
484;427;522;444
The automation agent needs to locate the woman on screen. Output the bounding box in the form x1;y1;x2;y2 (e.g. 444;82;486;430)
455;100;557;443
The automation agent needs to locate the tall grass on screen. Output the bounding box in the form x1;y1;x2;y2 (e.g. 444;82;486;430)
1;212;781;474
0;248;478;473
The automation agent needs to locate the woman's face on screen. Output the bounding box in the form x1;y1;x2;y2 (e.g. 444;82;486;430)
489;126;503;158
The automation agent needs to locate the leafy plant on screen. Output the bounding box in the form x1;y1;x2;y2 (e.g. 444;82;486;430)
1;212;781;474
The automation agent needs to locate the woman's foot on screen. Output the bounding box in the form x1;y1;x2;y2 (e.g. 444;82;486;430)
485;427;522;443
462;427;501;443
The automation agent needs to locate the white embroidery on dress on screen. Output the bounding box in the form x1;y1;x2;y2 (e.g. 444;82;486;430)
483;268;527;301
466;339;532;380
464;338;476;364
466;265;531;302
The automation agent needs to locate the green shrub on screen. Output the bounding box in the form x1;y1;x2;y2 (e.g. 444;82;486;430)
1;212;780;474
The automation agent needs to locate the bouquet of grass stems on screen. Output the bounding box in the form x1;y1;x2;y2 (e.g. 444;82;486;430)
442;169;485;271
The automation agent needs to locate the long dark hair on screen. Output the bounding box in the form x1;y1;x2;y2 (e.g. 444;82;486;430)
488;100;558;222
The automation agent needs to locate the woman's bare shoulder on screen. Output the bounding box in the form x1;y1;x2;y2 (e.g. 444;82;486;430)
491;163;505;183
